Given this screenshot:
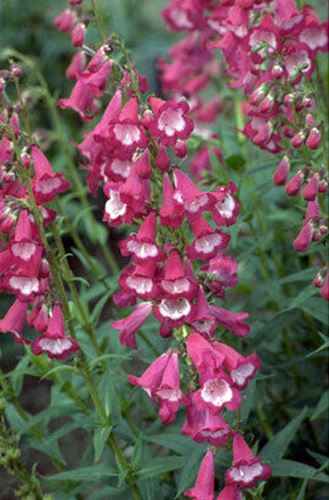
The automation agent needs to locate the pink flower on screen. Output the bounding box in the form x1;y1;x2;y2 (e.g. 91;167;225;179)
119;262;160;301
103;182;134;227
212;183;240;226
31;304;80;359
226;434;271;489
160;250;197;299
217;486;243;500
190;287;217;339
0;299;28;344
129;351;182;423
106;97;148;157
211;306;250;337
57;80;99;122
184;450;215;500
160;174;184;229
111;302;153;348
31;146;69;203
66;52;86;80
186;215;230;261
9;209;39;264
173;170;216;219
154;296;194;327
182;392;233;446
119;211;164;264
27;300;49;333
148;97;194;146
213;342;261;389
201;254;238;298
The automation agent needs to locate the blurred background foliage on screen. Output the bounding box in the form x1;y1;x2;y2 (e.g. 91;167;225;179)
0;0;328;499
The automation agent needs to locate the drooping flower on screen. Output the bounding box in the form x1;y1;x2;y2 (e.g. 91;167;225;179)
31;304;80;359
111;302;153;348
31;146;69;203
226;434;271;489
184;449;215;500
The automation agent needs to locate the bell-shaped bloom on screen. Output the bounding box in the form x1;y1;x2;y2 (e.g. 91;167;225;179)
211;306;250;337
103;182;134;227
226;434;271;489
31;146;69;203
27;299;49;333
160;174;184;229
57;80;99;122
0;299;28;344
187;333;225;381
173;170;216;218
31;304;80;359
111;302;153;349
201;254;238;298
212;183;240;226
154;296;194;327
187;333;242;411
119;211;164;264
190;288;217;339
160;250;197;299
119;165;150;213
9;209;39;264
213;342;261;389
129;351;182;423
148;97;194;146
3;248;42;302
66;52;86;80
119;261;160;300
186;215;230;261
184;450;215;500
272;156;290;186
217;486;243;500
182;392;233;446
107;97;148;158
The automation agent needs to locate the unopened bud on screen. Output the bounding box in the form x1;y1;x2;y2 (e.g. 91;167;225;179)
306;127;321;149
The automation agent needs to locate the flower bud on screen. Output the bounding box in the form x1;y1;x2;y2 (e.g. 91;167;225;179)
71;22;86;47
11;65;22;78
285;170;304;196
291;130;306;148
271;64;283;78
306;127;321;149
302;174;319;201
305;113;316;127
293;222;314;252
272;156;290;185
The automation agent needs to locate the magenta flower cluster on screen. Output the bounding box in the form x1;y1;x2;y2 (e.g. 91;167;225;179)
160;0;329;300
54;0;273;496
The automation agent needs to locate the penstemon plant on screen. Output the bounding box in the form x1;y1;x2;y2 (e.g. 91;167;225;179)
0;0;328;499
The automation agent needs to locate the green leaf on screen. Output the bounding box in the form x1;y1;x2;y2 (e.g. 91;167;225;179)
311;390;329;420
93;425;112;463
296;479;308;500
146;433;199;456
43;464;118;482
91;288;115;325
261;407;307;461
176;448;205;498
301;298;329;325
138;457;186;479
271;459;329;483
